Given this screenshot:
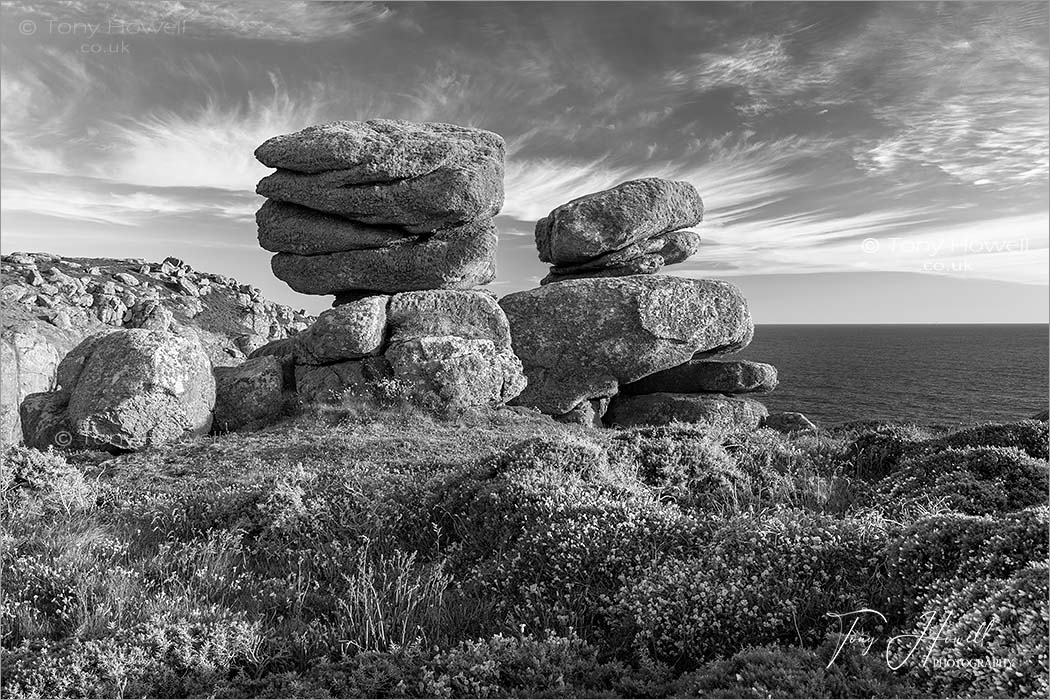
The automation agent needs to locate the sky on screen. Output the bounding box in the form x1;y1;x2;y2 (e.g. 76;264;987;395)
1;1;1048;323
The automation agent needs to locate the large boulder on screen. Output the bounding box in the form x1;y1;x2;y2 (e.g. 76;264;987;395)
535;178;703;266
254;119;505;179
1;325;62;444
386;336;526;408
270;220;497;295
213;355;293;432
620;359;778;395
22;329;215;452
606;393;768;433
257;200;418;255
499;276;753;415
294;295;389;364
387;289;511;349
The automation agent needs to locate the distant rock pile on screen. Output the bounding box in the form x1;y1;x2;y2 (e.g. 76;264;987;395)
251;120;525;410
536;178;703;284
501;177;779;432
255;120;504;295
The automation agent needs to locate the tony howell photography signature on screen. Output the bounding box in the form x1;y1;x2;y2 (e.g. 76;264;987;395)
825;607;1007;671
18;18;191;37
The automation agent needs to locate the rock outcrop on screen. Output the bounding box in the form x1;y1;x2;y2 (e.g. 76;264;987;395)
499;276;753;415
535;178;703;284
213;355;295;432
620;360;778;395
504;176;783;432
250;121;524;412
1;252;311;444
253;290;524;409
255;119;505;296
20;329;215;452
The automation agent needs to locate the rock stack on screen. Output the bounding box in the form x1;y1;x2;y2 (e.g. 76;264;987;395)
254;120;504;295
501;177;779;432
536;178;703;284
249;120;526;410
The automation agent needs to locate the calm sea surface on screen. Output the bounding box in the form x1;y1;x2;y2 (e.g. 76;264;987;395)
735;324;1049;426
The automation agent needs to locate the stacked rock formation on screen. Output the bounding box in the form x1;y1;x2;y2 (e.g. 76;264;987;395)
501;177;779;432
536;178;703;284
250;120;526;410
255;119;504;295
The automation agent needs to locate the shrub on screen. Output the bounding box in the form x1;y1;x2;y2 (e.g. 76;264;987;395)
609;426;748;512
932;420;1049;460
898;562;1049;698
673;637;924;698
1;446;96;516
1;611;261;699
876;447;1048;516
843;426;930;482
615;512;888;668
882;508;1049;619
433;436;708;645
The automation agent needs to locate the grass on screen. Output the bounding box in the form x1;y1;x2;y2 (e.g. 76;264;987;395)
2;405;1047;698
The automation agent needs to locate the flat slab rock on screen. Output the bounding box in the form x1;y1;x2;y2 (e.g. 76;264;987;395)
620;359;778;395
254;119;505;179
256;159;503;234
270;220;497;295
606;392;768;433
257;200;418;255
535;178;703;266
499;275;753;415
542;230;702;285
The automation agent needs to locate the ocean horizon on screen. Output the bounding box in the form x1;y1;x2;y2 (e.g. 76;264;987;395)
739;323;1050;426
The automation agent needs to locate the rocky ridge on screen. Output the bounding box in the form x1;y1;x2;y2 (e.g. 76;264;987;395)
1;252;311;445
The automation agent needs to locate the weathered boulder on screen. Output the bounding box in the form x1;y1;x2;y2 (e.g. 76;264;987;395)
270;220;497;295
763;411;818;433
387;290;510;349
257;200;418;255
248;336;299;362
1;325;62;445
255;119;505;179
213;355;293;432
22;329;215;452
295;295;389;364
535;178;703;266
256;162;503;234
606;393;768;433
499;276;753;415
295;356;393;404
541;230;702;285
386;336;526;408
554;397;610;429
19;392;71;449
543;255;663;285
620;359;778;395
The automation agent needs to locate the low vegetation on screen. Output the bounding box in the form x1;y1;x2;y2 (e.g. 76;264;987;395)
2;403;1047;698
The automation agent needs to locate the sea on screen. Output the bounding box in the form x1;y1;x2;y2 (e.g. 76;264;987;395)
735;324;1049;426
